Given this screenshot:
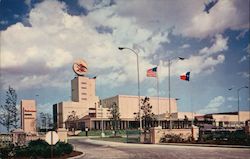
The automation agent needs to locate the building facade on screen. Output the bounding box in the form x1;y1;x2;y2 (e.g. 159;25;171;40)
203;111;250;128
53;59;250;131
20;100;37;134
53;76;99;128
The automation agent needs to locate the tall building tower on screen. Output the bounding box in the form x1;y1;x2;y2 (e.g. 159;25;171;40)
71;76;97;103
20;100;37;134
71;59;98;107
53;59;99;128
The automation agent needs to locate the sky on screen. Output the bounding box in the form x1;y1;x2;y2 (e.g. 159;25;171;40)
0;0;249;130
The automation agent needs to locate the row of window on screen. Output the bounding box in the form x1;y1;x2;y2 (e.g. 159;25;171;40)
24;113;32;116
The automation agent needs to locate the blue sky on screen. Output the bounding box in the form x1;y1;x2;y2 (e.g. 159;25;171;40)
0;0;249;126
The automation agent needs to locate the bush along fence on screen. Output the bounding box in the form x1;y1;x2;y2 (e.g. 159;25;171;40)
0;139;73;158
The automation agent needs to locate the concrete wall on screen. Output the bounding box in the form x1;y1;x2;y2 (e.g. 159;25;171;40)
71;76;99;104
172;112;200;120
150;126;199;144
20;100;37;134
57;101;89;128
101;95;177;119
57;128;68;143
56;76;99;128
239;111;250;121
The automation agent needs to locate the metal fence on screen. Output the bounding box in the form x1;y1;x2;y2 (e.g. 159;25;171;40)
125;129;140;143
0;134;12;148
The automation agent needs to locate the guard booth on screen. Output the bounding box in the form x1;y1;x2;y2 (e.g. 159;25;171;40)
11;129;26;146
126;129;140;143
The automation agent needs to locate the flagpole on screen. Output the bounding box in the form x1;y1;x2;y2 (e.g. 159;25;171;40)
168;59;172;129
168;57;185;130
189;80;194;126
157;67;160;127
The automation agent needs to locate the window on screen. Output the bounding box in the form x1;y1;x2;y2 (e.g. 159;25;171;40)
24;113;32;116
81;93;87;95
81;98;87;100
81;82;87;84
81;87;87;89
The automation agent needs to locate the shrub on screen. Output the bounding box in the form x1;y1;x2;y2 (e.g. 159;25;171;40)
15;146;29;157
0;145;15;158
53;144;63;157
57;142;73;154
160;134;189;143
199;130;250;145
13;139;74;158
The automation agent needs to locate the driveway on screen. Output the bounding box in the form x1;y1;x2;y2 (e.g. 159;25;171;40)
69;138;250;159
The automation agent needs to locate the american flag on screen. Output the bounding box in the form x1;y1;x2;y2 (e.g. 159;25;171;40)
147;67;157;77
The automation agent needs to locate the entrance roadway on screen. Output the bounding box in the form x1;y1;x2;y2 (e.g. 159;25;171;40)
69;138;250;159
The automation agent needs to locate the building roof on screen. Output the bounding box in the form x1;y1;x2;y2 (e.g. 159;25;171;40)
206;112;238;116
11;128;25;133
101;94;177;100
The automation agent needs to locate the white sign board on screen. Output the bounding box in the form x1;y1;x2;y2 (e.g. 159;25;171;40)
45;131;59;145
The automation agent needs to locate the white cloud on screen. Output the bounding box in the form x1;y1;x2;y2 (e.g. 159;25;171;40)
24;0;32;8
199;96;225;114
239;44;250;63
0;0;242;92
227;96;238;102
1;0;169;90
199;34;228;56
236;29;248;40
110;0;249;38
46;49;73;68
180;44;190;49
157;34;227;79
239;56;248;63
78;0;113;11
147;88;157;96
237;72;250;79
0;20;8;25
245;44;250;54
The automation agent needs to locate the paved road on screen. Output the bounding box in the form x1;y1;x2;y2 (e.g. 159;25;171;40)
69;138;250;159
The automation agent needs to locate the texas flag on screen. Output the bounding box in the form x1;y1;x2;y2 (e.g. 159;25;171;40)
180;72;190;81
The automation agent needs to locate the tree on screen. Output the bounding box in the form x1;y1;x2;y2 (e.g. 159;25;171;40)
39;112;53;131
134;97;156;143
109;102;120;136
140;97;156;131
0;86;19;132
66;111;79;134
184;115;189;128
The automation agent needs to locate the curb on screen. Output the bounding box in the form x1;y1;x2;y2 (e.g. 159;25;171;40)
159;143;250;149
68;152;86;159
70;138;250;149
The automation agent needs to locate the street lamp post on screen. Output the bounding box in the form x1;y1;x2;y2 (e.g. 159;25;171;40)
118;47;142;130
229;86;248;127
168;57;185;130
101;102;105;137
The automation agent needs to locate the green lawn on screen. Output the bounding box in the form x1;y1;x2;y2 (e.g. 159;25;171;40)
91;137;127;143
78;130;127;136
78;130;141;143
